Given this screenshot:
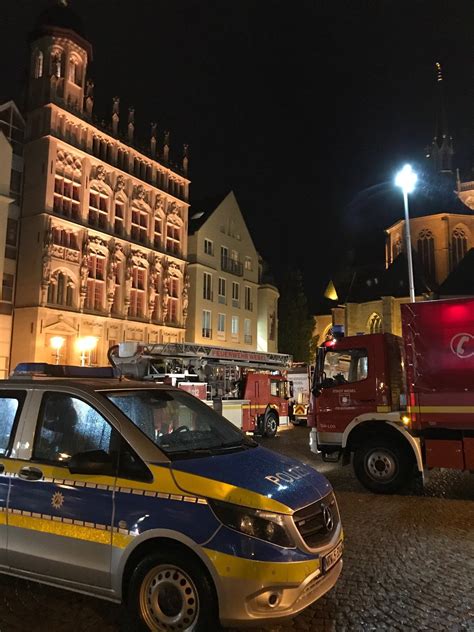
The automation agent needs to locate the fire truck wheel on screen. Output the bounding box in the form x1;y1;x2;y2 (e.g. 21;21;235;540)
264;411;278;438
353;438;412;494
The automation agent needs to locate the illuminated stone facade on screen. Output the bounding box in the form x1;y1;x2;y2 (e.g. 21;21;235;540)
11;6;190;368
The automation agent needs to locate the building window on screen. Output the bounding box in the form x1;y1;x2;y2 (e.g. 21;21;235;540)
232;282;240;307
221;246;228;268
111;262;122;316
417;229;435;279
166;224;181;255
452;227;468;269
217;313;225;335
244;318;252;344
47;271;74;307
231;315;239;338
203;272;212;300
204;239;213;255
244;286;252;310
168;278;179;324
392;237;402;261
114;200;125;236
34;50;43;78
89;190;109;229
218;277;226;304
52;227;78;250
53;174;81;220
51;52;62;78
68;58;81;85
131;208;149;244
244;256;252;271
5;218;18;260
202;310;212;338
368;313;383;334
153;216;162;249
1;274;14;302
86;255;105;311
129;267;146;319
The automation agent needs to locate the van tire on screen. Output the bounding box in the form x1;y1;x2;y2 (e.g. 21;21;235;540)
264;411;278;438
128;548;220;631
353;437;412;494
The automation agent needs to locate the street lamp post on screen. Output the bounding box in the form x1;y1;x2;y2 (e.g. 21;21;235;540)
395;164;417;303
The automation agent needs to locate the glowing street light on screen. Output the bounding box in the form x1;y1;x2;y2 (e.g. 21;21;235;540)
76;336;98;367
50;336;65;365
395;164;417;303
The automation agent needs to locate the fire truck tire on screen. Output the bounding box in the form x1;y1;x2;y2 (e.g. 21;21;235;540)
353;437;412;494
264;411;278;438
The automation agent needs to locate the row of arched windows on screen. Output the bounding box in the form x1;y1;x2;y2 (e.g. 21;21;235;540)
33;49;83;86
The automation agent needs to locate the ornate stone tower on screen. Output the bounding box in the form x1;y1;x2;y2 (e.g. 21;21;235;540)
27;0;92;113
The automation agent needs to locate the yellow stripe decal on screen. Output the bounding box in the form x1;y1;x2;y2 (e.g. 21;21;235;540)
171;470;292;515
203;548;320;582
8;512;112;545
376;406;391;413
407;405;474;414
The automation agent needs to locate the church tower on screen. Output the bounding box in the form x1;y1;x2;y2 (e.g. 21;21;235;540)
27;0;92;113
425;62;454;175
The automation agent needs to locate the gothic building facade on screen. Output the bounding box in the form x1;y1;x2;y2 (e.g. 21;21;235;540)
11;3;190;368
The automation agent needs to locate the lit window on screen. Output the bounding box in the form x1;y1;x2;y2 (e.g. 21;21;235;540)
129;267;146;319
244;256;252;271
131;208;149;244
89;189;109;229
202;310;212;338
368;313;383;334
86;255;105;312
231;315;239;337
54;174;81;220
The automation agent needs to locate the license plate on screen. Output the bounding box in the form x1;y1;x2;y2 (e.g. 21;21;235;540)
323;540;343;572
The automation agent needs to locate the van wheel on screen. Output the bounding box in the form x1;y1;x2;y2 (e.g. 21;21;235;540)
264;411;278;438
128;549;219;631
353;437;412;494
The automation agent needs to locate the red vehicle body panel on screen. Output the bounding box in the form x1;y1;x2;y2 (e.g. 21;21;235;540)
402;298;474;432
242;373;289;432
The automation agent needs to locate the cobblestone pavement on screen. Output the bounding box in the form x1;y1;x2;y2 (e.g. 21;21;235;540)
0;425;473;631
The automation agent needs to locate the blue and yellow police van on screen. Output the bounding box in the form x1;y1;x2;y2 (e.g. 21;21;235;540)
0;364;343;631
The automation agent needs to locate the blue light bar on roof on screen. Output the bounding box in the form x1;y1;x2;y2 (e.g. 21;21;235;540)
13;363;117;378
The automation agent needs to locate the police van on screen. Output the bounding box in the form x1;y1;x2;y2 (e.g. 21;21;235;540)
0;364;343;631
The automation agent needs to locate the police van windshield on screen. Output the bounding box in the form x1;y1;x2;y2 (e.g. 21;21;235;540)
104;389;255;457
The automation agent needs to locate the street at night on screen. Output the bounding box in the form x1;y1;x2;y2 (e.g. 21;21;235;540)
0;424;472;632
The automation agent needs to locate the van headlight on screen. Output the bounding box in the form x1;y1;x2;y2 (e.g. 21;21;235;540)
209;500;294;547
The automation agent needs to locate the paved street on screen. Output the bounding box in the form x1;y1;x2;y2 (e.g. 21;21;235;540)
0;424;473;631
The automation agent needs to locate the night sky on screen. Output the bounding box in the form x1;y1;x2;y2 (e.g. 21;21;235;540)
1;0;473;311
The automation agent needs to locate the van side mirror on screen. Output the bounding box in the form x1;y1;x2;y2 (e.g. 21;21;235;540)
68;449;115;476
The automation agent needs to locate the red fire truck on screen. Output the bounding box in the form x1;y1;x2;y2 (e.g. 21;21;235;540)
308;298;474;493
108;342;292;437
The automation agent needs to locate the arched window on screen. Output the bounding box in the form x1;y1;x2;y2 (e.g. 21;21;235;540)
47;271;74;307
34;51;43;79
452;227;468;269
51;51;62;78
68;57;82;85
417;229;435;279
368;313;383;334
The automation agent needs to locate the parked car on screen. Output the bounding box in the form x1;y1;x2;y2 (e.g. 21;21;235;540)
0;363;343;631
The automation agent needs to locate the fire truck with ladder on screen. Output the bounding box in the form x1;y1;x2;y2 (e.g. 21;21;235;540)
308;298;474;493
108;342;292;437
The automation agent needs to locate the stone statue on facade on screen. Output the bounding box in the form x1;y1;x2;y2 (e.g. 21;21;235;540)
123;251;133;318
79;235;90;312
182;272;190;326
148;256;161;321
106;241;119;316
41;221;54;306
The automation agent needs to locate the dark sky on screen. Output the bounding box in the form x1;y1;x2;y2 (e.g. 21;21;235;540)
1;0;474;310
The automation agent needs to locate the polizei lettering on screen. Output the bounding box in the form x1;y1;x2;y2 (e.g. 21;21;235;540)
265;465;311;486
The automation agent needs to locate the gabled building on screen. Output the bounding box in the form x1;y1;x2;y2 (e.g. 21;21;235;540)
11;1;190;369
186;191;279;352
